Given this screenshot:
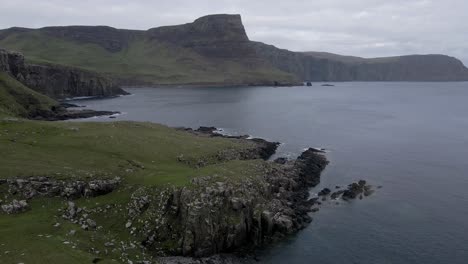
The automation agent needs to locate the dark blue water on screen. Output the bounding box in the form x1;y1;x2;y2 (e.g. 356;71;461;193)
70;83;468;264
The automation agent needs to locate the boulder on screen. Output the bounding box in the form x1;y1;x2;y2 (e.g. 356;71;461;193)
318;188;331;196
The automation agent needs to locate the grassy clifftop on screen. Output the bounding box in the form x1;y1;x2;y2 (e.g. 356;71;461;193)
0;119;268;263
0;120;260;185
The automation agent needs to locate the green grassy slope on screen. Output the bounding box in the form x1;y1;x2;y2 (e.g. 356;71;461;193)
0;120;259;185
0;30;296;85
0;72;57;118
0;119;265;263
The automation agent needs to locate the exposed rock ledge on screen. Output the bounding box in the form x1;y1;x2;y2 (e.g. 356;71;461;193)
0;48;128;99
121;147;328;258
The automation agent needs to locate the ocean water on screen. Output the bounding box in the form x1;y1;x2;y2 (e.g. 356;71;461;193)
70;82;468;264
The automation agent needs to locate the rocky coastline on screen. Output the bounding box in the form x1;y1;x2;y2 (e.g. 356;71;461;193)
0;125;328;261
0;48;128;99
32;102;120;121
0;124;379;263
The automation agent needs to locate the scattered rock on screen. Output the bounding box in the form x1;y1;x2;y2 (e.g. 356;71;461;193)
86;219;97;229
2;177;121;200
330;190;345;199
196;127;218;133
104;242;115;247
342;180;375;200
1;200;29;214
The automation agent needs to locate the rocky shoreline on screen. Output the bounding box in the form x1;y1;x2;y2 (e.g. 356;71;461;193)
0;124;379;263
0;48;128;99
27;102;120;121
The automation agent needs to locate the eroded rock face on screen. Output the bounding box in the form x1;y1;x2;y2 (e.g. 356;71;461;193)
0;48;127;99
148;14;253;59
252;41;468;82
125;148;328;257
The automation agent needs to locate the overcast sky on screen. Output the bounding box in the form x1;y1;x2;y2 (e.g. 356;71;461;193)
1;0;467;65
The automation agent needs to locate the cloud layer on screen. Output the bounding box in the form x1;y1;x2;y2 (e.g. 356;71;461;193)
1;0;467;64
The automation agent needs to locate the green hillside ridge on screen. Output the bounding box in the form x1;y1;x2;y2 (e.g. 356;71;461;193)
0;15;297;86
2;14;468;83
0;72;58;118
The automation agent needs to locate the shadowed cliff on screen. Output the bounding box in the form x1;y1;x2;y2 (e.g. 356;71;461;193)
252;42;468;81
0;48;127;99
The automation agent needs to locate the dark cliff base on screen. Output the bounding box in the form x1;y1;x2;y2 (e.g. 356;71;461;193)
32;106;119;121
0;48;128;99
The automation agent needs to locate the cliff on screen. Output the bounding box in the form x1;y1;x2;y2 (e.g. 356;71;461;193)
1;14;467;83
0;48;128;99
253;42;468;81
0;71;58;118
0;120;329;263
148;14;252;58
0;15;299;86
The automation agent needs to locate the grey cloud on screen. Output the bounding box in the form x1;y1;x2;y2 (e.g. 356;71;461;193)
0;0;466;64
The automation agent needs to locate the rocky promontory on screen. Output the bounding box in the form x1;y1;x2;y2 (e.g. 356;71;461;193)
0;48;128;99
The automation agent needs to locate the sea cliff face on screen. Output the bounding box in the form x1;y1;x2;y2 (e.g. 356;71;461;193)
252;42;468;81
130;148;328;257
0;48;127;99
2;14;467;83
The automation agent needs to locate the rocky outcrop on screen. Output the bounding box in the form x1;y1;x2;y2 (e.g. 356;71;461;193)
1;176;121;200
121;148;328;257
0;48;128;99
37;109;119;121
341;180;375;200
1;199;29;214
180;127;281;162
148;14;253;59
317;180;378;201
